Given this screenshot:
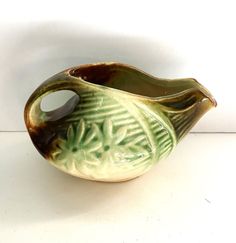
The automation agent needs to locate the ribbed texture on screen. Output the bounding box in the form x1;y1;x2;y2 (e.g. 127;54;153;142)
145;114;174;160
166;107;196;141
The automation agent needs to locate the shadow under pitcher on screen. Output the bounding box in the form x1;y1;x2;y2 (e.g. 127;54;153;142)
24;62;217;182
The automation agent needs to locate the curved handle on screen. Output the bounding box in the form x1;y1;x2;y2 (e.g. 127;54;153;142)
24;72;78;130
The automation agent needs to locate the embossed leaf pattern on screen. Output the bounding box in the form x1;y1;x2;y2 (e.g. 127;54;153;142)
75;119;85;143
103;118;113;145
53;118;150;171
113;126;127;145
100;119;150;166
53;119;102;169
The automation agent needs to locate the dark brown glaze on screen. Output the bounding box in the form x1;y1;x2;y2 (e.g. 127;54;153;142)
24;95;79;160
27;124;56;159
24;71;81;159
26;120;67;159
70;63;117;85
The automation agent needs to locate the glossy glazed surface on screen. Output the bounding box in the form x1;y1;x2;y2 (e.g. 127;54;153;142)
24;63;216;182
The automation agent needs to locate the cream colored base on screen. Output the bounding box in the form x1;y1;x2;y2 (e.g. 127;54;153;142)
49;160;152;182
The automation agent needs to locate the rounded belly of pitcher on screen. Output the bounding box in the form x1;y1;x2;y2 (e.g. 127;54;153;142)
47;92;175;182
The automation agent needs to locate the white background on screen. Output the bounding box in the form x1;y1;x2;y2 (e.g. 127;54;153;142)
0;0;236;132
0;1;236;243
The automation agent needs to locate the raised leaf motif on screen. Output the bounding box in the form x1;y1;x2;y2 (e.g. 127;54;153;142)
53;118;151;178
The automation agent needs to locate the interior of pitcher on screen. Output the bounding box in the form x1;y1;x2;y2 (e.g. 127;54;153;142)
69;63;195;98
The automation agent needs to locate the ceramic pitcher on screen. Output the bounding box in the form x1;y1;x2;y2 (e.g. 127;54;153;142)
24;63;216;182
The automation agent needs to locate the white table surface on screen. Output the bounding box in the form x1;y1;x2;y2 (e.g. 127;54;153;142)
0;132;235;243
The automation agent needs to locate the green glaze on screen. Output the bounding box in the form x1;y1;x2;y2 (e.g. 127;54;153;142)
24;62;216;182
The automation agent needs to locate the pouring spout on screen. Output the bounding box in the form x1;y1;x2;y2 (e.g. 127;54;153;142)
154;78;217;142
192;78;217;108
